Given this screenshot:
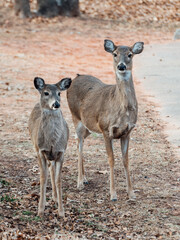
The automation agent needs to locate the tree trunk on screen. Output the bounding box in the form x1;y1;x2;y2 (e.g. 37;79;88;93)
14;0;31;18
37;0;59;17
59;0;80;17
14;0;79;18
37;0;79;17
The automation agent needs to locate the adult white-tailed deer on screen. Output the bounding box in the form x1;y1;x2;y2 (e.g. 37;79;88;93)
29;77;71;217
67;39;144;201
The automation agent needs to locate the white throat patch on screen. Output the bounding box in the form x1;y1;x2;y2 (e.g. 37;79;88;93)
116;70;131;81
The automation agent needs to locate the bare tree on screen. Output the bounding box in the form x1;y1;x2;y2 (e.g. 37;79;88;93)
37;0;79;17
58;0;80;17
14;0;31;18
14;0;79;18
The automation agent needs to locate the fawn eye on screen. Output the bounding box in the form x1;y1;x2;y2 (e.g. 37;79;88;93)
58;92;60;96
44;92;49;96
128;53;132;58
113;53;117;57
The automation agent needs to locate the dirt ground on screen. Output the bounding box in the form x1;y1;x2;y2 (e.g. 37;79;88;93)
0;6;180;240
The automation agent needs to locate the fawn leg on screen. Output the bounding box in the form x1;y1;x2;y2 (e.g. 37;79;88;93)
38;152;48;217
49;161;57;202
55;154;64;217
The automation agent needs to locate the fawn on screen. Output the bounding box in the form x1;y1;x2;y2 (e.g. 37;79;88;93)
29;77;71;217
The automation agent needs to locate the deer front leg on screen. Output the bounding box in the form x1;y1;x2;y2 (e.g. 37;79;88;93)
55;157;64;217
49;161;57;202
121;135;135;199
38;152;48;217
103;133;117;201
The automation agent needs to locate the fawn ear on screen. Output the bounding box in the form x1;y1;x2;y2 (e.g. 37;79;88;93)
104;39;117;53
132;42;144;54
57;78;72;91
34;77;45;92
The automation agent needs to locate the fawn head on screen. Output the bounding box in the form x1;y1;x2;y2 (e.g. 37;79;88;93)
104;39;144;75
34;77;72;111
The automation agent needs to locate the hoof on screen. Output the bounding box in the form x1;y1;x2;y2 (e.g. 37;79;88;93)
77;183;84;190
77;178;85;189
111;198;117;202
52;196;57;202
58;209;65;217
110;192;117;201
128;190;136;200
83;176;88;185
38;211;44;218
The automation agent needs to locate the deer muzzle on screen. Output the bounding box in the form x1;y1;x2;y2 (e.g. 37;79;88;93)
52;101;60;110
117;63;127;72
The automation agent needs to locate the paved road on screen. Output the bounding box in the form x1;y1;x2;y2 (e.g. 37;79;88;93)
134;41;180;155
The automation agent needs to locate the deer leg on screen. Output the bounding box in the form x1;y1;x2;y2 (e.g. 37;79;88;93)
55;155;64;217
38;152;48;217
103;133;117;201
76;122;90;189
77;137;85;189
49;161;57;202
121;135;135;199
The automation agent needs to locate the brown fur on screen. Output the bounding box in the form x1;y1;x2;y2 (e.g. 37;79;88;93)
29;77;71;217
67;40;144;200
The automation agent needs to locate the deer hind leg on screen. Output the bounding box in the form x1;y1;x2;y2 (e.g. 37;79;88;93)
103;133;117;201
76;121;90;189
55;154;64;217
49;161;57;202
121;135;136;200
38;152;48;217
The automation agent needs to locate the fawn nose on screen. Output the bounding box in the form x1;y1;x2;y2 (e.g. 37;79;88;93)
52;101;60;109
117;63;126;71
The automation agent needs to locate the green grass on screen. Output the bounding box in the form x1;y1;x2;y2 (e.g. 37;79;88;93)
0;179;10;186
22;211;33;216
83;220;107;232
0;194;16;202
20;215;41;223
91;132;100;138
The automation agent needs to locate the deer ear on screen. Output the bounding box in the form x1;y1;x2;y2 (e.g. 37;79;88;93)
34;77;45;92
104;39;117;53
57;78;72;91
132;42;144;54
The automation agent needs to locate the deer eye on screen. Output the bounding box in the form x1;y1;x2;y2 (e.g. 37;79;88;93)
58;92;60;96
113;53;117;57
44;92;49;96
128;53;132;58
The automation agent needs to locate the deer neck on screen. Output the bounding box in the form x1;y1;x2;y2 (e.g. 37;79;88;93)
115;70;137;110
40;108;63;135
41;108;61;122
38;108;63;148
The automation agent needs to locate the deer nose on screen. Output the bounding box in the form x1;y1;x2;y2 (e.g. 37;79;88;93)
117;63;126;71
52;101;60;109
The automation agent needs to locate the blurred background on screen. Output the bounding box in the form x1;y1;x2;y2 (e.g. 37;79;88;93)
1;0;180;29
0;1;180;239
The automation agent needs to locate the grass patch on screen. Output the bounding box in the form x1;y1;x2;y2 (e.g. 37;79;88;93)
22;211;33;216
0;194;17;202
20;215;41;223
91;132;101;138
0;178;10;186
